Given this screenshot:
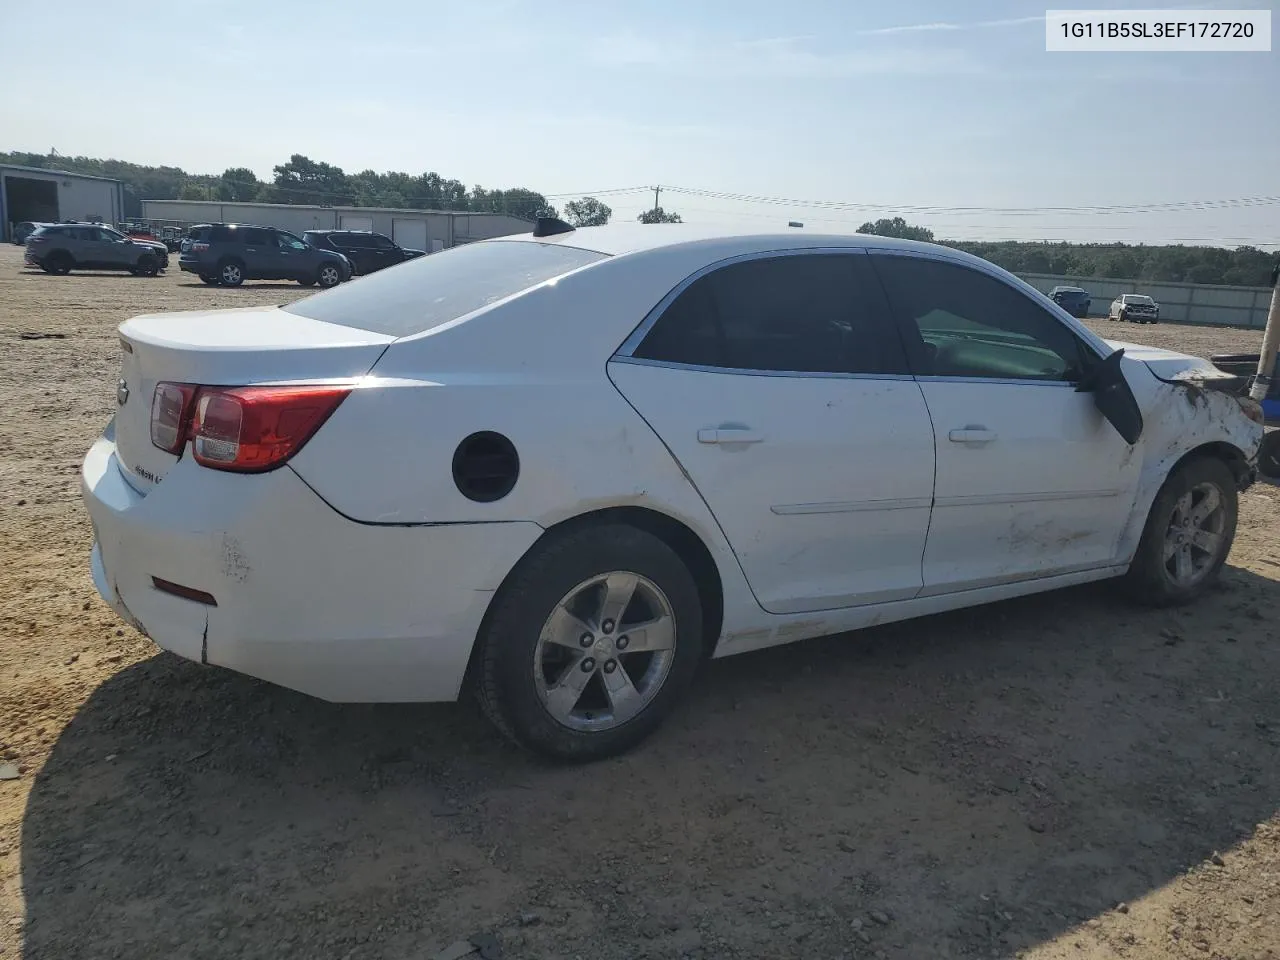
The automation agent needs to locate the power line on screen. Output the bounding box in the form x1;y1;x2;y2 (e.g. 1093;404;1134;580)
661;185;1280;217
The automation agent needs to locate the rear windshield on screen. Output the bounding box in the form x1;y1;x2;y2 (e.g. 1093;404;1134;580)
283;240;607;336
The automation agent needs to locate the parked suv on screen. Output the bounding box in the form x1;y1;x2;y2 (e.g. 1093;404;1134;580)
303;229;426;276
179;223;351;287
1048;285;1091;318
12;221;54;245
23;223;168;276
1109;293;1160;323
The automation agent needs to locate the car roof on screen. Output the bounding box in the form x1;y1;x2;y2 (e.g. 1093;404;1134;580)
497;222;983;263
1052;285;1087;293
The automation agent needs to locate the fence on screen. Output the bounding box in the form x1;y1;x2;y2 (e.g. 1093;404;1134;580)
1016;272;1273;329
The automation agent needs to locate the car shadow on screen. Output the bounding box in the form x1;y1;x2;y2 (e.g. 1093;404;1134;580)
175;282;313;290
18;566;1280;959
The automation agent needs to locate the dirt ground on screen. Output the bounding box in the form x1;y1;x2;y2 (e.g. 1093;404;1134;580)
1;242;1277;960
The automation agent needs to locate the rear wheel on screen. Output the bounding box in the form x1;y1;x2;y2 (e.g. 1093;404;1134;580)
44;252;72;275
316;263;342;288
474;523;704;761
1123;457;1238;606
217;259;244;287
1259;432;1280;481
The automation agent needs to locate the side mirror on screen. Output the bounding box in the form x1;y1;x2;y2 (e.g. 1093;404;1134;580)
1075;348;1144;444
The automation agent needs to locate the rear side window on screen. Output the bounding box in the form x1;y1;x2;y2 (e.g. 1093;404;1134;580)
283;240;607;336
241;228;270;245
337;233;372;249
632;253;905;375
210;226;236;242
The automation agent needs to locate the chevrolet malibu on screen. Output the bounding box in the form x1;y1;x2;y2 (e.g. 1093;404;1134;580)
82;222;1265;760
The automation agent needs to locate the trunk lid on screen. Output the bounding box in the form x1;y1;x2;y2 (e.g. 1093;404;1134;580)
1106;339;1239;384
114;305;394;493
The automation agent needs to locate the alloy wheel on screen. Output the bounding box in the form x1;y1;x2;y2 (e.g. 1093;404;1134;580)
1163;481;1227;587
533;571;677;732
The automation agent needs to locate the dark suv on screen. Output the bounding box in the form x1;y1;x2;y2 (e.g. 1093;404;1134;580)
24;223;169;276
179;223;351;287
1048;286;1091;318
303;230;426;276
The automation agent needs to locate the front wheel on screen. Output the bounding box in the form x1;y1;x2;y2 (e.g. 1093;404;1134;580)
133;254;159;277
474;523;704;761
1123;457;1238;606
316;263;342;288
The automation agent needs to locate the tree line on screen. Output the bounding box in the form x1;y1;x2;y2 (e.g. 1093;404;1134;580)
4;151;1273;285
857;216;1279;288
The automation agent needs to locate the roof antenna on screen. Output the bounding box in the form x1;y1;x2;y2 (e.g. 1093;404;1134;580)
532;216;575;237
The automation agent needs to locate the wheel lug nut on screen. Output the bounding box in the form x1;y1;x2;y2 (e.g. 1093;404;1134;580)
580;657;596;673
602;619;615;634
579;633;594;648
616;635;629;650
603;659;617;674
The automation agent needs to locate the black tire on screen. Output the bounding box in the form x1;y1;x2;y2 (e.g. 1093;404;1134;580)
316;262;342;288
1122;457;1238;607
133;254;159;277
217;259;245;287
474;523;704;761
199;274;218;285
296;278;316;287
1259;432;1280;481
44;252;72;275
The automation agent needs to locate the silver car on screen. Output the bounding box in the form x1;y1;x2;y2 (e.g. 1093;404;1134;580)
23;224;168;276
1109;293;1160;324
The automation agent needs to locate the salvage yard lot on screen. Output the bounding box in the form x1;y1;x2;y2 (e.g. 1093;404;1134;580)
0;242;1277;960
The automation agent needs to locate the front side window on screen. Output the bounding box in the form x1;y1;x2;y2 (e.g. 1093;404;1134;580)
871;255;1088;382
631;253;903;375
276;231;308;251
370;234;396;250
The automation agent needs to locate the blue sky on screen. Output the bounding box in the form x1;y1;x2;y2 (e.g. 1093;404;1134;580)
2;0;1276;244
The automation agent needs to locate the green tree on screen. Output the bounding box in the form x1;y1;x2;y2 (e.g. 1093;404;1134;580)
857;217;934;242
270;154;352;205
217;167;261;202
564;197;612;227
637;207;683;223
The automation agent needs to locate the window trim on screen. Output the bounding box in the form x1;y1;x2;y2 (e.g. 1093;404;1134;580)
866;247;1110;387
612;246;913;380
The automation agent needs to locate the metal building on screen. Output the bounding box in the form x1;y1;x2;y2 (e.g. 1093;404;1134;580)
0;165;125;242
139;200;532;251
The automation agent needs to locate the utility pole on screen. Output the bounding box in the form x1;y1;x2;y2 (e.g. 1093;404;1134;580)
652;185;661;216
1251;263;1280;403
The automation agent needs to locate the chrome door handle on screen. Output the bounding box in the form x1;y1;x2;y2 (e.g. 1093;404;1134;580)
948;427;997;444
698;428;764;444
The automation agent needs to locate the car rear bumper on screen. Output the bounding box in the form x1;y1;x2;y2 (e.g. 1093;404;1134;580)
81;426;543;702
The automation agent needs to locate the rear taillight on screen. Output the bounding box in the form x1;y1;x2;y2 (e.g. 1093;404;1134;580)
150;382;197;453
192;242;209;253
152;383;350;472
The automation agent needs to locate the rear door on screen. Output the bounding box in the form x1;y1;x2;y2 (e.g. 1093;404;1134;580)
239;227;274;278
870;252;1140;594
608;250;936;615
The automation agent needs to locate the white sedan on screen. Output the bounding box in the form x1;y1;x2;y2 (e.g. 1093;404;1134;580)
82;222;1265;760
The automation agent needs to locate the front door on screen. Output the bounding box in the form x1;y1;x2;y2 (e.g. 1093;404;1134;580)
273;230;312;279
870;252;1141;595
609;250;936;615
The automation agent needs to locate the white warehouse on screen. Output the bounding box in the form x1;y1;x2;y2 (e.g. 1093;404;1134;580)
139;200;532;251
1;165;125;242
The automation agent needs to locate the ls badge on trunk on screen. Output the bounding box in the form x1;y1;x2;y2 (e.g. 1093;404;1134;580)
117;379;129;406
